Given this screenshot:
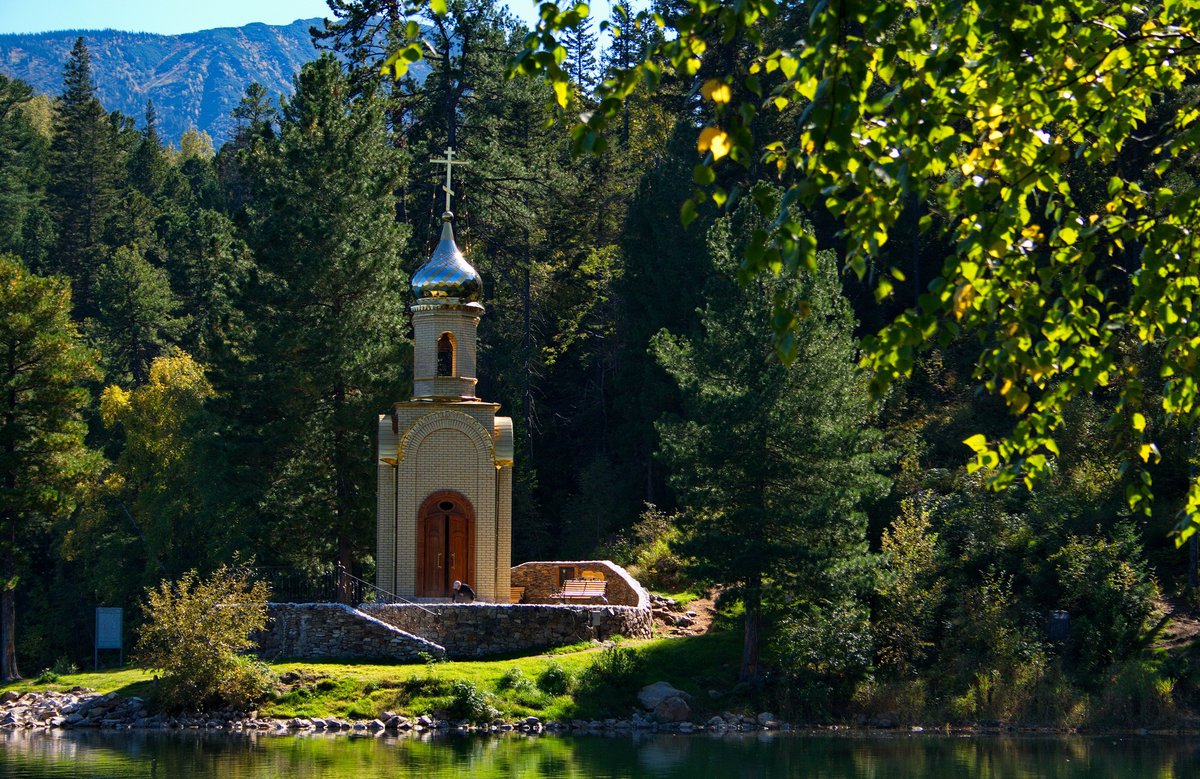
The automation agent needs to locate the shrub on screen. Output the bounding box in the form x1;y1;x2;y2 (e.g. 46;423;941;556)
535;662;574;696
447;680;499;723
578;646;644;695
1091;658;1176;726
497;667;530;692
1051;526;1158;674
603;504;685;591
134;565;273;712
875;497;945;674
772;600;874;718
35;669;59;685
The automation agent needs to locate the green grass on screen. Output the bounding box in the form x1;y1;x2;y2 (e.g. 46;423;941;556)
0;667;157;699
654;589;706;608
0;632;742;722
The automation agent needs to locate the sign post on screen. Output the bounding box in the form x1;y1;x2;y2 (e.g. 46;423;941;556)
94;607;123;669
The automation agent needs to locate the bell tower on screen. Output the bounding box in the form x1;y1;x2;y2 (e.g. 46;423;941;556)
376;148;514;602
409;213;484;401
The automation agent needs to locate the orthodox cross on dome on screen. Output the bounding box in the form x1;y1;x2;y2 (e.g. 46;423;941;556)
431;147;470;214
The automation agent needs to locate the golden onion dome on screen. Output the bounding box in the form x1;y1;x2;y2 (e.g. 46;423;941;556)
411;212;482;303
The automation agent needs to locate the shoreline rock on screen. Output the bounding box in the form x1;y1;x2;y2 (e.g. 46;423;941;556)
3;689;1196;739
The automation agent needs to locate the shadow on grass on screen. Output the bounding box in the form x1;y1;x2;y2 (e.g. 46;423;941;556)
567;631;742;720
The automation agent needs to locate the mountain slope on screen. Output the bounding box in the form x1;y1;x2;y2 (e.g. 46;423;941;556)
0;19;324;146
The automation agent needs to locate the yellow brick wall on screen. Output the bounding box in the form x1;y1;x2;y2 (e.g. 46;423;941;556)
412;307;480;400
379;406;505;601
496;464;513;599
376;415;399;593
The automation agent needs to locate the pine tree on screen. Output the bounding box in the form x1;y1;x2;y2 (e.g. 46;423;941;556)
653;194;889;681
228;55;410;575
0;255;103;680
127;101;168;199
47;37;121;318
0;75;52;268
229;83;276;141
95;245;188;385
562;16;599;96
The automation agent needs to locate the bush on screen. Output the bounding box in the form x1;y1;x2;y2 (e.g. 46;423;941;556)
497;667;532;692
1051;526;1158;674
603;504;686;591
535;662;574;696
134;565;273;712
1091;658;1176;726
34;669;59;685
579;646;644;695
875;497;945;674
772;600;874;718
447;680;499;723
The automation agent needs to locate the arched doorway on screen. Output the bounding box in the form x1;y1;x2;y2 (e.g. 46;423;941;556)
416;491;475;598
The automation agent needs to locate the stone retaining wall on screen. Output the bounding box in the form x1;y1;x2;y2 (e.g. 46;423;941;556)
510;560;648;607
255;603;445;661
362;602;651;659
254;562;651;662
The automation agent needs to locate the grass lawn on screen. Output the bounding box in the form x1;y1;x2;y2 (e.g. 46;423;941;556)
0;631;744;722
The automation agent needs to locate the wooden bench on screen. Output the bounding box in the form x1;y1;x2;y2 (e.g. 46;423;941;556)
552;579;608;603
510;586;525;604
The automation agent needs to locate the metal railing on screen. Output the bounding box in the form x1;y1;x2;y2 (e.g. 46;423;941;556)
336;565;436;615
251;564;435;615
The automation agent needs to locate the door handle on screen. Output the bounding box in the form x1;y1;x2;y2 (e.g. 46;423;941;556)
437;553;442;569
450;554;455;568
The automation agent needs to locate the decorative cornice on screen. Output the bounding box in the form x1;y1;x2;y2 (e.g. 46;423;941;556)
394;409;498;465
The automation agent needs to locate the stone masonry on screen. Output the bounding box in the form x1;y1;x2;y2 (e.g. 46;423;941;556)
254;604;445;661
363;602;651;659
254;562;652;661
511;560;648;607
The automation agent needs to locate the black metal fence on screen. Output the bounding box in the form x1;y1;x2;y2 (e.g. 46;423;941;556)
251;565;429;611
252;566;341;603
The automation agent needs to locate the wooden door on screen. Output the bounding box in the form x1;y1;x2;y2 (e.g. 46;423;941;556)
418;511;445;597
416;492;475;598
448;513;469;587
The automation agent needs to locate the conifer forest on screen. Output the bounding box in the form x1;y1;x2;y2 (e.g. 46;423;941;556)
2;0;1200;722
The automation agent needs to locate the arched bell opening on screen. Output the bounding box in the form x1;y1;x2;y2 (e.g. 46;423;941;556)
436;332;455;377
415;490;475;597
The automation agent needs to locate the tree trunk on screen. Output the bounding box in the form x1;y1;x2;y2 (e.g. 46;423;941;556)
1;548;19;682
332;376;355;606
740;573;762;683
2;366;19;681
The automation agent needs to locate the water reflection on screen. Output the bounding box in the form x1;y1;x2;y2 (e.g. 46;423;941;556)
0;729;1196;779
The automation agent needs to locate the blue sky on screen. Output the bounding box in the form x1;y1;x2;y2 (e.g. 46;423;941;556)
0;0;560;35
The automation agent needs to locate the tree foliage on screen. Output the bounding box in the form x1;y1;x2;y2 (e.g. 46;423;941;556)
220;55;410;572
0;255;102;680
506;0;1200;541
95;353;215;582
654;194;889;680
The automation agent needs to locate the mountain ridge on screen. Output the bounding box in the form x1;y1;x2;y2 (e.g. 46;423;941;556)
0;18;327;146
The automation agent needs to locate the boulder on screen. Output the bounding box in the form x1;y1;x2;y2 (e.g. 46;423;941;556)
638;681;690;711
1;691;21;703
652;696;691;723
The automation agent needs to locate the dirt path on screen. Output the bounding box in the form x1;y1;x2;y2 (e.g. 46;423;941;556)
651;590;719;637
1153;596;1200;651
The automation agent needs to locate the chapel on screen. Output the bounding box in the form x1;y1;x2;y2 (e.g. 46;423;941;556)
375;154;514;602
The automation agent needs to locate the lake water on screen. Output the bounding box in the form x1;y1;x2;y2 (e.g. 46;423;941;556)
0;730;1196;778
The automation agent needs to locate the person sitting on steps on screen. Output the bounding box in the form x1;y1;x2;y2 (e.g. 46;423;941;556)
452;580;475;602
